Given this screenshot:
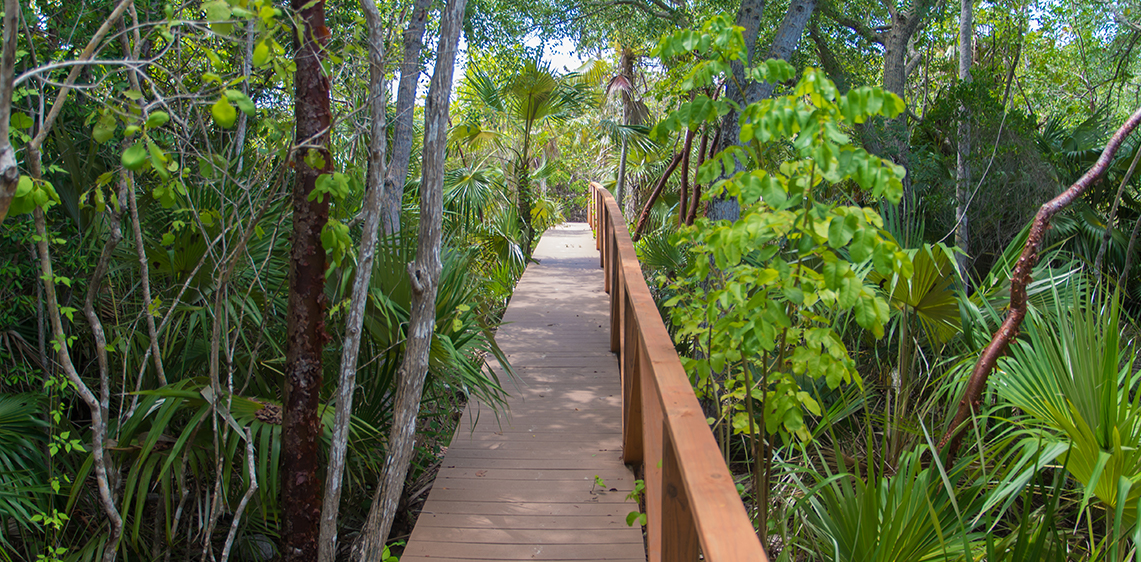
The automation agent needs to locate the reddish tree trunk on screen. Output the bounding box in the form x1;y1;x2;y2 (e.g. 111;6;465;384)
632;148;684;242
281;0;333;558
686;127;715;225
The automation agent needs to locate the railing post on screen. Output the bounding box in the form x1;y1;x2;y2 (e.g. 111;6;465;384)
609;242;622;353
622;331;645;464
661;427;699;562
643;367;664;562
595;188;603;254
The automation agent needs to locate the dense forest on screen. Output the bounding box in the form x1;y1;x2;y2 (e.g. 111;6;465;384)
2;0;1141;559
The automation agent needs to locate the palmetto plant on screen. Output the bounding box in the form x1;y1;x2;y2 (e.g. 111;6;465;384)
0;393;48;548
995;284;1141;548
799;445;982;562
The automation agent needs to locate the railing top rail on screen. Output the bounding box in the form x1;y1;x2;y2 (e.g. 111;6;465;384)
590;182;768;562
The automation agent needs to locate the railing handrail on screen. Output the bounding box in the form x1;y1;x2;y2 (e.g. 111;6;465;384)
588;183;768;562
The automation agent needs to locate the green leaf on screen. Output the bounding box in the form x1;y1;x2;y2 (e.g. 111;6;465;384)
849;228;875;262
92;112;117;143
303;149;327;171
10;112;33;129
121;142;148;171
827;213;858;249
145;111;170;129
211;97;237;128
147;141;170;181
203;0;233;33
252;40;270;67
224;89;256;116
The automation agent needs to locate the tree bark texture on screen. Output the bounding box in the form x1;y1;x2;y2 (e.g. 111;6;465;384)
355;0;465;557
381;0;432;236
317;0;388;556
0;0;19;224
615;50;636;210
939;106;1141;462
955;0;973;281
745;0;818;102
879;0;933;243
708;0;764;222
281;0;333;556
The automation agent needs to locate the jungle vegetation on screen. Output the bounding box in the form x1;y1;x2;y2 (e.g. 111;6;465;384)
3;0;1141;560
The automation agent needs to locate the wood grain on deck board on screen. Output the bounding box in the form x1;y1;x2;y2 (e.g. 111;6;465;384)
401;223;646;562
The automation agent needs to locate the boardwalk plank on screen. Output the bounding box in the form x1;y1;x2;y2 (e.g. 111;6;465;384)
400;224;646;562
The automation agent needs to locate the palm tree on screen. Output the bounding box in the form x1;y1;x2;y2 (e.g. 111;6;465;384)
454;57;593;257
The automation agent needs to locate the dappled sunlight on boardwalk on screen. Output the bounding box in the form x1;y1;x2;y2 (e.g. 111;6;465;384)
400;223;647;562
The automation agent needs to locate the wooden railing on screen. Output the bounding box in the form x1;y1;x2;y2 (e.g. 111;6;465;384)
587;183;769;562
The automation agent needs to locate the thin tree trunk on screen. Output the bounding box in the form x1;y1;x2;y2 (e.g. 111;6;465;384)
382;0;432;236
518;123;535;257
615;136;629;209
355;0;465;558
687;127;715;225
956;0;973;284
281;0;334;555
126;176;167;385
316;0;389;557
33;204;124;562
8;5;133;557
940;106;1141;462
679;129;695;225
615;49;636;210
1118;211;1141;289
1095;145;1141;279
633;135;690;241
0;0;19;223
118;13;167;387
233;19;256;173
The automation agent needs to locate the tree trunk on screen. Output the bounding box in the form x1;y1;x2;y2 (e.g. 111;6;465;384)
711;0;817;222
0;0;19;224
316;0;389;558
381;0;432;236
354;0;465;558
708;0;763;222
615;50;636;210
686;126;711;225
745;0;819;102
955;0;973;283
281;0;334;556
615;136;629;209
679;127;697;225
877;1;933;245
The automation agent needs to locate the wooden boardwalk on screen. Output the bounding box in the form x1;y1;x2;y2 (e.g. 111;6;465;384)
400;223;647;562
